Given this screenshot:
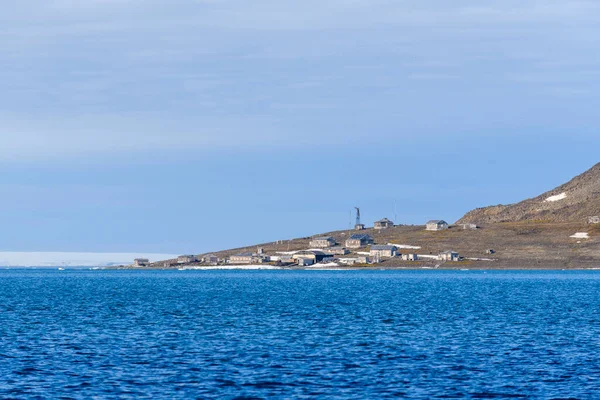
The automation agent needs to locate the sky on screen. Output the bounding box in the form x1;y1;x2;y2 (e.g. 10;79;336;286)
0;0;599;257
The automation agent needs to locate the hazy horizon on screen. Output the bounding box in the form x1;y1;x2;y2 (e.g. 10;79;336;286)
0;252;179;267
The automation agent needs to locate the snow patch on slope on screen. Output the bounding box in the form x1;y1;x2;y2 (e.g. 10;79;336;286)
388;243;421;249
545;192;567;202
570;232;590;239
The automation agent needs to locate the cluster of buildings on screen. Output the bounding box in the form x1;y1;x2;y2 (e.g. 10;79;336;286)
133;217;465;268
221;217;462;267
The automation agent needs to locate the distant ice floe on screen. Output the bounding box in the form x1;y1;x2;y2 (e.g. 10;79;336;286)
387;243;421;249
545;192;567;202
0;252;178;267
570;232;590;239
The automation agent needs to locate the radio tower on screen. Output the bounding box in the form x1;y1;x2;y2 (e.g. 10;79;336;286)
355;207;361;226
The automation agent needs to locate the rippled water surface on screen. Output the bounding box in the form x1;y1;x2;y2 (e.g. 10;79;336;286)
1;270;600;398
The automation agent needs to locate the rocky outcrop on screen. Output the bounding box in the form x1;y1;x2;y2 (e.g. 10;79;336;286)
458;162;600;225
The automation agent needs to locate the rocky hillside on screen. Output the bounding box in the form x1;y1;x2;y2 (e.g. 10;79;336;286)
458;162;600;225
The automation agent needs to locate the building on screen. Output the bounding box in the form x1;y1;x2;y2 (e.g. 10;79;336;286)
309;236;336;248
589;216;600;224
345;234;374;249
426;220;449;231
292;251;331;264
357;255;371;264
401;253;418;261
374;218;394;230
439;251;460;261
297;257;315;266
229;252;254;264
460;223;478;230
355;224;366;230
279;255;294;264
486;249;496;255
203;254;219;265
370;245;398;258
328;247;350;255
178;255;197;264
133;258;149;267
339;256;371;265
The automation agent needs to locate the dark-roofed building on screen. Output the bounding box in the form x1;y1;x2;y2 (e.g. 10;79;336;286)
426;220;449;231
345;234;374;249
370;245;398;258
292;250;331;264
178;255;197;264
328;247;350;255
133;258;149;267
309;236;336;248
374;218;394;230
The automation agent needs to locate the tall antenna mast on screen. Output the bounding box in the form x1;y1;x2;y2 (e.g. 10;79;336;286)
355;207;361;226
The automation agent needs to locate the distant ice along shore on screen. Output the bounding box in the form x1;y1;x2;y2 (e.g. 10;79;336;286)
0;252;178;268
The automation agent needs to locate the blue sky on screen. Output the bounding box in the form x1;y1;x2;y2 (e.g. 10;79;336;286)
1;0;599;254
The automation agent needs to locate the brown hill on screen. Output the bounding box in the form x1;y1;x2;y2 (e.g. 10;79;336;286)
457;162;600;225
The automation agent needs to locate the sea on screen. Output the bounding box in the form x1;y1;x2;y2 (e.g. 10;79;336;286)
1;269;599;399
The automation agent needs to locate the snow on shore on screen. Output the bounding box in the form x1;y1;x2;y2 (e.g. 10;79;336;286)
545;192;567;202
308;262;340;268
181;265;282;270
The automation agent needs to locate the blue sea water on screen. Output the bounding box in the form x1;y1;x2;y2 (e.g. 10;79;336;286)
1;270;600;399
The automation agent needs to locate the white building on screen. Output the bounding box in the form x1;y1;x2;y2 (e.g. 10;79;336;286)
374;218;394;230
297;257;315;266
460;223;478;230
426;220;449;231
401;254;418;261
439;251;460;261
370;245;398;258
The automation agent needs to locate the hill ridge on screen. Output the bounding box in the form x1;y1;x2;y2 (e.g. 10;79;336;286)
457;162;600;225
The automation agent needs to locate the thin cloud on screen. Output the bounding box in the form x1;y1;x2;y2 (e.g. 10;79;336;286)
0;1;599;160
